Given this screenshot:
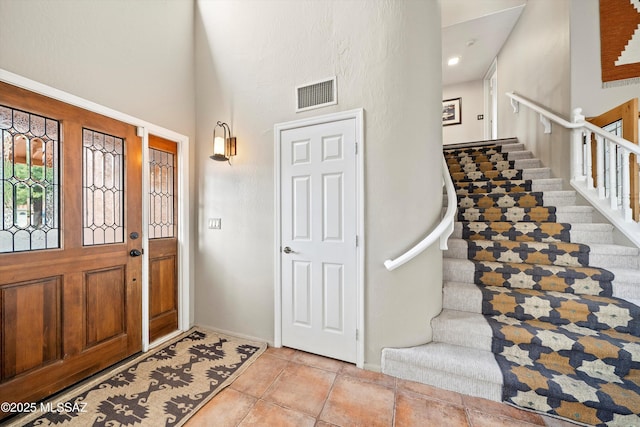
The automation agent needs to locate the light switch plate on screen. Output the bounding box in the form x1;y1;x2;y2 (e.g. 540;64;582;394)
208;218;222;229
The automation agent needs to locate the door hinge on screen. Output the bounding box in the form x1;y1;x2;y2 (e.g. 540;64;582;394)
355;142;358;155
355;235;359;247
356;329;359;340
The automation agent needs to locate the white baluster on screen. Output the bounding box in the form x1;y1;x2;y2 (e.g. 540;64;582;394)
597;135;605;199
571;108;585;181
609;140;618;210
585;130;594;189
621;148;632;221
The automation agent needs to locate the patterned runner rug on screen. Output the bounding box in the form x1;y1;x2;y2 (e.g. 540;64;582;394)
6;328;266;427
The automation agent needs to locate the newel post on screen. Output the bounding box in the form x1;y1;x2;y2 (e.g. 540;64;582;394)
570;108;586;182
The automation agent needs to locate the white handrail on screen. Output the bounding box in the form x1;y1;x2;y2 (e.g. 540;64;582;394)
384;154;457;271
507;91;640;157
507;91;640;247
506;92;582;129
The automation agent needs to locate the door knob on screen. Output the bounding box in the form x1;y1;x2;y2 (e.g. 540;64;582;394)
130;249;142;257
283;246;293;254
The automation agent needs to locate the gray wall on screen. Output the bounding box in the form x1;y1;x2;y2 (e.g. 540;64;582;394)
443;80;485;145
0;0;196;138
496;0;572;182
194;0;444;369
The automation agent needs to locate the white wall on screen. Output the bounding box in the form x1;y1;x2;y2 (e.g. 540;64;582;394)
443;80;485;144
496;0;571;182
195;0;444;369
571;0;640;117
0;0;195;139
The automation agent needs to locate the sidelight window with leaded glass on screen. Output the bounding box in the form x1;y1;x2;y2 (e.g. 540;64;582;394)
148;148;175;239
0;105;60;253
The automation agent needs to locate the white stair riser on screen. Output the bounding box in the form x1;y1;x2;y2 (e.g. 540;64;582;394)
381;343;503;401
507;151;533;160
432;311;493;351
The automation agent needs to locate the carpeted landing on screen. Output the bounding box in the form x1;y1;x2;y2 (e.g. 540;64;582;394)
382;142;640;426
442;143;640;426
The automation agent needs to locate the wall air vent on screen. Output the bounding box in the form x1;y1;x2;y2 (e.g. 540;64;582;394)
296;77;337;112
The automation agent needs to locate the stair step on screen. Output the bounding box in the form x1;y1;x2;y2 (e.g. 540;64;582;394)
588;243;640;269
554;205;594;223
530;178;563;191
453;221;571;242
442;282;483;312
609;267;640;304
444;258;615;296
443;258;640;304
500;143;525;152
456;206;558;223
473;260;614;296
569;223;614;244
442;138;520;150
514;158;542;169
445;238;587;267
451;222;614;244
522;167;552;180
451;169;523;182
444;238;639;269
507;150;533;160
432;309;492;351
381;342;502;401
444;190;577;207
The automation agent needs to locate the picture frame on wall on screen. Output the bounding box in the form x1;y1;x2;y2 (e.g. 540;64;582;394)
442;97;462;126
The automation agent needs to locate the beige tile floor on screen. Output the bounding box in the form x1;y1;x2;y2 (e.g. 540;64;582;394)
186;346;578;427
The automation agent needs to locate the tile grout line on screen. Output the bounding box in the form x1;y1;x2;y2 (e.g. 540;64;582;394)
391;376;398;426
314;362;343;425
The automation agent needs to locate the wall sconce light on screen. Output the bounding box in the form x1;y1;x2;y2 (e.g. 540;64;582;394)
210;121;237;163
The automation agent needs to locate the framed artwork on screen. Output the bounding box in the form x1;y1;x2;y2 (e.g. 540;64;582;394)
442;97;462;126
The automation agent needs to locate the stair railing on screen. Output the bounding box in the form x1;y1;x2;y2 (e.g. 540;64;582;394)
383;155;457;271
507;91;640;247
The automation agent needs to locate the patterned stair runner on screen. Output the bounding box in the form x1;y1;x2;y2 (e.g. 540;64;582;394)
444;143;640;426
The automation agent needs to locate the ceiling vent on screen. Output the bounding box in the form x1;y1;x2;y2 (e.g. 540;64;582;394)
296;77;337;112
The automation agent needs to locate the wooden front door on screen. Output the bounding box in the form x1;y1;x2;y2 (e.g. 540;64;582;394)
0;82;143;415
148;135;179;343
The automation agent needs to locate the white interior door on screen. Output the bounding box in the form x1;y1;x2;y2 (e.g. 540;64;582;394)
280;117;357;363
484;59;498;140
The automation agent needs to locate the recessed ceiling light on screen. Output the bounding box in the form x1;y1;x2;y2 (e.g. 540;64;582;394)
448;56;460;66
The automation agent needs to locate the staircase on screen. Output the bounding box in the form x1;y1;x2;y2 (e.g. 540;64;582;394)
382;140;640;426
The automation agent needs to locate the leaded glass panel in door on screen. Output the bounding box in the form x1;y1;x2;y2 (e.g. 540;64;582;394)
82;128;124;246
149;148;175;239
0;105;59;253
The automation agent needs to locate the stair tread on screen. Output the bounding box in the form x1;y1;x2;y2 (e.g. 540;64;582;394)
448;237;638;256
382;342;503;384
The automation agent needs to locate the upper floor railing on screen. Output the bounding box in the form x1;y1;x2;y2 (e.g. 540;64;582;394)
383;155;457;271
507;91;640;247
